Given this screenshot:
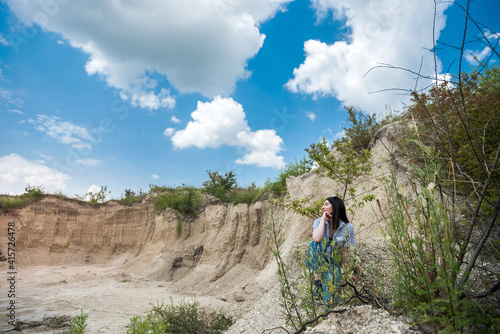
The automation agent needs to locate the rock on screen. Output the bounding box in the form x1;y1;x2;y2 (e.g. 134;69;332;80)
234;292;246;302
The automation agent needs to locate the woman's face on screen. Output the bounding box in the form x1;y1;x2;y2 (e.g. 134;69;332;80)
322;200;333;215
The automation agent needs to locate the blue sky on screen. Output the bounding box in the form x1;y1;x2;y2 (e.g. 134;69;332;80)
0;0;498;198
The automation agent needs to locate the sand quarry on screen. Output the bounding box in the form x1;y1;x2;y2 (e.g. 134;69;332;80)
0;124;419;333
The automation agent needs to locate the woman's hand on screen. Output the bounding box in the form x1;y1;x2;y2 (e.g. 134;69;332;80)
322;211;332;221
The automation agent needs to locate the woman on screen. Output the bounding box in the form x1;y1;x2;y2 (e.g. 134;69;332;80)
306;196;356;302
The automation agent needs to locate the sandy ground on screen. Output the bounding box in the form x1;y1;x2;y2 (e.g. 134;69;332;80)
0;264;236;333
0;262;420;334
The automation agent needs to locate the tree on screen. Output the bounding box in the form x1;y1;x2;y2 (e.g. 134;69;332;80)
202;170;237;202
306;138;372;201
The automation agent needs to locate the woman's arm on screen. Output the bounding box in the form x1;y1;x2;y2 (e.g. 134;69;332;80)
312;213;329;243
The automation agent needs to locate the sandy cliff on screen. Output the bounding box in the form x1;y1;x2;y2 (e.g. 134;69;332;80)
0;122;420;333
0;122;406;287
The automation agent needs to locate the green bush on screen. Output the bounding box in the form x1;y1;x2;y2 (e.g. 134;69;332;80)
154;187;202;217
0;184;46;209
231;183;267;205
68;310;88;334
175;218;182;236
127;312;167;334
267;157;311;196
342;107;397;151
120;189;147;204
202;170;237;202
74;185;110;204
402;64;500;208
131;298;233;334
148;184;176;197
381;162;484;332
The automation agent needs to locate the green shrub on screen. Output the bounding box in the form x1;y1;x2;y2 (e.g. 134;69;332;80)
148;184;176;197
175;218;182;236
267;157;311;196
202;170;237;202
25;184;45;197
231;183;267;204
132;298;233;334
74;185;110;204
120;189;147;204
342;107;397;151
402;64;500;208
0;184;46;209
127;312;167;334
381;162;484;332
68;310;88;334
154;187;202;217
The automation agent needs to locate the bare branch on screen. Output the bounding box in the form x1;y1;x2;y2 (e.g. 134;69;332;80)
459;140;500;266
461;194;500;284
291;308;348;334
262;326;290;334
472;281;500;298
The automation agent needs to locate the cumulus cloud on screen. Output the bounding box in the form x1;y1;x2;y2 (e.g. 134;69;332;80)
286;0;452;115
82;184;107;201
119;87;175;110
170;115;181;124
306;111;316;121
6;0;291;109
464;31;499;65
0;153;70;194
150;174;160;180
170;96;285;168
28;115;94;149
163;128;175;137
87;184;101;194
465;47;492;65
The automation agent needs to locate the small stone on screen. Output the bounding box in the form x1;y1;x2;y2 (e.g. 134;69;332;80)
234;292;245;302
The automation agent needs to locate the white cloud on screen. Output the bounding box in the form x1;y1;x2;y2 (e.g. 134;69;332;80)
306;111;316;122
39;154;54;160
120;87;175;110
8;109;24;114
235;130;285;168
28;115;94;149
286;0;452;115
163;128;175;137
81;184;105;201
0;34;8;46
150;174;160;180
333;129;345;140
57;40;64;44
170;115;181;124
87;184;101;194
465;47;492;65
464;31;499;65
0;153;70;194
170;96;285;168
6;0;291;109
75;158;101;167
0;88;24;110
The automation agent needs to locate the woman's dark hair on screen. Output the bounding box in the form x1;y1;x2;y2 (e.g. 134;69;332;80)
326;196;349;229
